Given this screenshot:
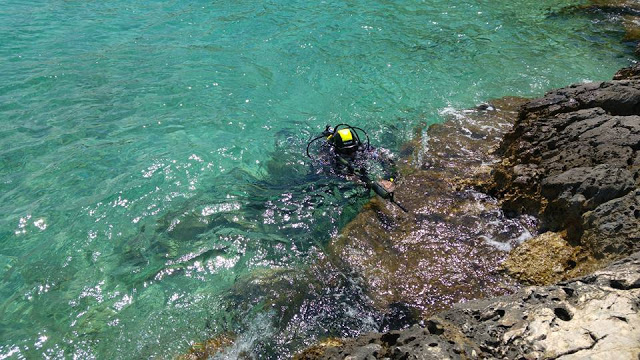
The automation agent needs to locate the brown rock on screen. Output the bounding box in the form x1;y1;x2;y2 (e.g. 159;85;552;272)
613;63;640;80
502;232;599;285
294;339;344;360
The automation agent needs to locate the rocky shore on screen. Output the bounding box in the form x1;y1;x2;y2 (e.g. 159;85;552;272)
488;64;640;285
298;252;640;359
296;65;640;359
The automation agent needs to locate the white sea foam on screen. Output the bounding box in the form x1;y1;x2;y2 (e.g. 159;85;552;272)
514;229;534;244
479;235;512;252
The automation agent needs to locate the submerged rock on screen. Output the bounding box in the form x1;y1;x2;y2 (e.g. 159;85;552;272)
566;0;640;45
296;251;640;359
177;333;237;360
326;97;534;317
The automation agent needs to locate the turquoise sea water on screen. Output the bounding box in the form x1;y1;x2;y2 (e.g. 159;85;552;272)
0;0;634;358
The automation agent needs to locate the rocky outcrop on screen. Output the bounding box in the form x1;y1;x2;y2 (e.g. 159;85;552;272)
613;63;640;80
486;68;640;284
295;251;640;359
581;189;640;256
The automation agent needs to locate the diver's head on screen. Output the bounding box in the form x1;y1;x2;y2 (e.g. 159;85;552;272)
331;128;360;155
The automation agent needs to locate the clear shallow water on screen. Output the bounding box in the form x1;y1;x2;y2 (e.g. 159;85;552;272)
0;0;634;358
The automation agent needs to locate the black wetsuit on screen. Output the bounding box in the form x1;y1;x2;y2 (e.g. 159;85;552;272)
307;126;408;212
316;142;397;182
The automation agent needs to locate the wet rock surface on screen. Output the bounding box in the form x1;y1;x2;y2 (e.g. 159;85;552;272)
614;63;640;80
326;97;535;317
295;251;640;359
488;70;640;277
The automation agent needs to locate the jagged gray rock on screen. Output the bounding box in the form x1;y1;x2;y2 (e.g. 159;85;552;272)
296;252;640;359
541;164;636;235
489;75;640;257
582;189;640;257
515;81;640;119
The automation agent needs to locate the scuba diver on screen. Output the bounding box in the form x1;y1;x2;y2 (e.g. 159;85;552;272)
306;124;408;212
